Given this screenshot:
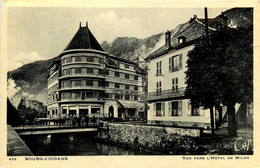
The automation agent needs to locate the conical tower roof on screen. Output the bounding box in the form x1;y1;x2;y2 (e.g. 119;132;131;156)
64;22;103;51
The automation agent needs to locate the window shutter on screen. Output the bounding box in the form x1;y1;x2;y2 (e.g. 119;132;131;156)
168;101;171;116
187;101;191;116
153;103;156;116
159;61;162;75
156;62;158;75
179;54;183;70
162;102;165;116
169;57;172;72
178;101;182;116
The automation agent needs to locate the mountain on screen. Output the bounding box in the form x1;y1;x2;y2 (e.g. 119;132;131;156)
7;8;253;106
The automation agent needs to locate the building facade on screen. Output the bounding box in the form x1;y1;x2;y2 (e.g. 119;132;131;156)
145;15;218;129
145;11;253;129
46;24;145;124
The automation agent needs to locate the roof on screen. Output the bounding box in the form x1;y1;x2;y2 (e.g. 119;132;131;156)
118;100;144;109
146;18;213;60
64;25;104;51
146;8;253;61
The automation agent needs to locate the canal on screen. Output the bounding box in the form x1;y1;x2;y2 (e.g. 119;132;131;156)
21;132;152;155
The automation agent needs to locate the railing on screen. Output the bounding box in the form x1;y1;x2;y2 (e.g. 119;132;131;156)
59;85;105;90
60;97;103;101
59;73;105;79
144;87;186;101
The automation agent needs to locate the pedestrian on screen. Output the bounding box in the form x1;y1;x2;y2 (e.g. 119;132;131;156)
85;115;89;126
81;115;84;127
77;116;81;127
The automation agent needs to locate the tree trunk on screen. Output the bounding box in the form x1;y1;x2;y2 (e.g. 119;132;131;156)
210;106;215;136
227;102;237;137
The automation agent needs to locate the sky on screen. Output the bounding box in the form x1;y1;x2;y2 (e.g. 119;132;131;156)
7;7;228;71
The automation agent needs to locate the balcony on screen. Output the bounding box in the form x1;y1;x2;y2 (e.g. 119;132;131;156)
145;87;185;102
59;73;105;79
58;85;105;91
59;97;105;103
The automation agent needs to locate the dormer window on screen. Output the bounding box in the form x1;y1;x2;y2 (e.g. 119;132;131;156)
178;36;186;44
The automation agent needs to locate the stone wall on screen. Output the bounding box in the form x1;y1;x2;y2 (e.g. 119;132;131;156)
98;122;202;154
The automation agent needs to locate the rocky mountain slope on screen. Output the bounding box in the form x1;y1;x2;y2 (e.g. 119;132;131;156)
7;8;253;107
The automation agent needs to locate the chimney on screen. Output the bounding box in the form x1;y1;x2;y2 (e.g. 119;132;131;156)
220;12;228;28
165;30;171;48
86;21;88;28
79;22;81;28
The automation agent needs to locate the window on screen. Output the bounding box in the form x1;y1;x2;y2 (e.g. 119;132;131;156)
62;58;65;64
172;78;178;92
115;93;120;99
98;81;104;87
115;72;120;77
47;110;50;115
72;92;81;99
125;74;129;79
134;85;138;90
75;68;81;74
75;56;81;62
125;84;130;89
134;75;138;80
125;64;129;69
66;69;71;75
62;92;71;99
98;69;103;74
125;94;130;100
156;81;162;94
115;83;120;88
73;80;81;87
154;102;164;116
105;82;109;87
86;80;93;86
191;105;200;116
87;56;94;62
86;92;93;98
87;68;93;74
99;58;104;64
169;54;183;72
91;107;100;114
62;108;67;114
134;95;139;101
67;57;72;63
94;57;99;63
156;61;162;76
169;101;182;116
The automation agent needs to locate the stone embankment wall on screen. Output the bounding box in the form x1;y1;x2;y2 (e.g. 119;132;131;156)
98;122;202;154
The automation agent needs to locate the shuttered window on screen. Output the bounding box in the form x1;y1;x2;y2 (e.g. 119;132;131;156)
169;54;183;72
156;81;162;94
179;54;183;69
172;78;178;92
156;61;162;76
170;101;182;116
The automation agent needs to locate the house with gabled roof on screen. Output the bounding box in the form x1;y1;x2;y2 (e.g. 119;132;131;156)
144;9;253;129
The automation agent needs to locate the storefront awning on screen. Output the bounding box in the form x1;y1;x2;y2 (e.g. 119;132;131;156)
118;100;144;109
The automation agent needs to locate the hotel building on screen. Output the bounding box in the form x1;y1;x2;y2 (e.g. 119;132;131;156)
46;23;145;124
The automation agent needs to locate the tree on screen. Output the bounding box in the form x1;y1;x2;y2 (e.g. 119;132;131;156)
185;27;253;136
7;98;21;126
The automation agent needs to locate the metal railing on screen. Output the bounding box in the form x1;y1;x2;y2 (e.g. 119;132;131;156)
60;73;105;78
142;87;186;101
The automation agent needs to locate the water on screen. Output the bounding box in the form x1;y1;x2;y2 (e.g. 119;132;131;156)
21;132;152;155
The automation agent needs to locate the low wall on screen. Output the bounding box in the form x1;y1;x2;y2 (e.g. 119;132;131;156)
98;122;202;154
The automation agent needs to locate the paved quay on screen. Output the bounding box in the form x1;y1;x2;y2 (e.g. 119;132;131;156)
7;125;33;156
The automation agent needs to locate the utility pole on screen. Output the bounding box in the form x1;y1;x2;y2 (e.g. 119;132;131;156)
205;7;215;136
